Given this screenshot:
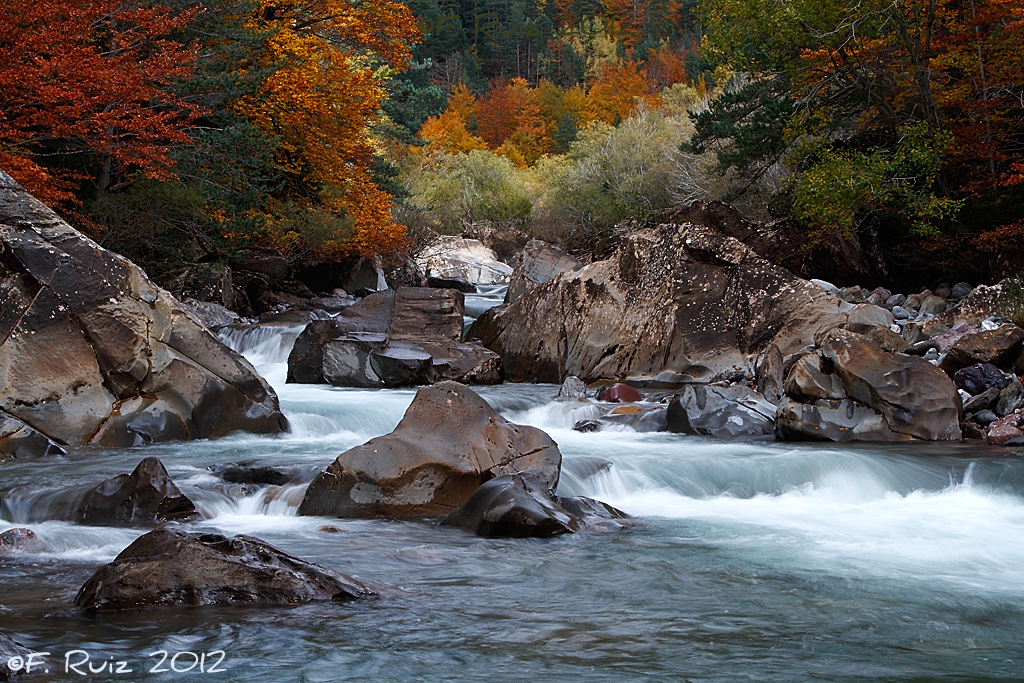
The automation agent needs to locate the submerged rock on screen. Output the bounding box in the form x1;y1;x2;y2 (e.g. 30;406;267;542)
299;382;562;518
0;528;41;554
76;457;198;526
75;529;373;611
441;472;630;537
0;632;30;680
0;171;286;457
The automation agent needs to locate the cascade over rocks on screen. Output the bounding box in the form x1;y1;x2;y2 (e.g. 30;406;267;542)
441;472;630;538
75;529;373;611
0;172;286;457
75;457;198;526
471;220;884;385
287;288;501;388
299;382;561;518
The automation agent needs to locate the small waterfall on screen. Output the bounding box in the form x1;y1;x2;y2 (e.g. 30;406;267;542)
219;323;305;367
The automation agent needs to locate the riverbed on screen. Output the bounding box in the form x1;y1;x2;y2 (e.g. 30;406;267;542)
2;323;1022;681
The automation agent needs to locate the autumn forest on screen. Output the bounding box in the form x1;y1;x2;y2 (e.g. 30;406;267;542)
1;0;1022;288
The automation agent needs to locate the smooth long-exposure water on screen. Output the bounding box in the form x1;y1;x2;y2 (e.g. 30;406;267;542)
2;322;1023;681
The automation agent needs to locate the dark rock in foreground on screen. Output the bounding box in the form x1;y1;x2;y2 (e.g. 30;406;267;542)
75;529;373;611
76;457;198;526
287;288;501;388
0;171;286;457
299;382;561;518
0;633;30;680
441;472;631;537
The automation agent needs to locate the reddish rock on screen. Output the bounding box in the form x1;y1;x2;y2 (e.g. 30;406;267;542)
987;410;1024;445
0;528;41;553
597;383;643;403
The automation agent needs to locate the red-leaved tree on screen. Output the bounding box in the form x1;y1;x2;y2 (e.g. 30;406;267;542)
0;0;199;205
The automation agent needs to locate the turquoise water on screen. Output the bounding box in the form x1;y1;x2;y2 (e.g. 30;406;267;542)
1;325;1022;681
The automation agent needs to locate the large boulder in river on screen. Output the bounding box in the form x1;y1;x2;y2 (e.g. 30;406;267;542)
0;633;30;680
75;529;373;611
76;457;198;526
819;330;962;440
471;220;882;384
505;239;582;305
299;382;562;518
287;288;501;387
0;171;286;456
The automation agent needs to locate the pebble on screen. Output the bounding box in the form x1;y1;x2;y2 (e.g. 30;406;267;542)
892;306;910;320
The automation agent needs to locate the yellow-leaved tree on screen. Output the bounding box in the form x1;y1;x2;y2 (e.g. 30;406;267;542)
237;0;419;259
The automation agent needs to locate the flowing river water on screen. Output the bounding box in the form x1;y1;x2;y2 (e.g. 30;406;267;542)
2;297;1024;681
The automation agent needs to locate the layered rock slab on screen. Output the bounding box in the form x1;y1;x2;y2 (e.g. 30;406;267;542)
287;288;501;388
299;382;561;518
0;171;285;455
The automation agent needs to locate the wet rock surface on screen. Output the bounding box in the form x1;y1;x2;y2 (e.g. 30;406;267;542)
666;385;776;438
287;288;501;388
75;457;198;526
441;472;630;537
0;633;30;680
0;171;286;457
299;382;562;518
75;529;373;611
0;528;41;554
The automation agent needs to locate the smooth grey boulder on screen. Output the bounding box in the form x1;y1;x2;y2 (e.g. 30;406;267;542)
666;384;776;438
557;376;588;399
505;239;582;305
441;472;630;537
0;633;30;680
75;529;373;611
76;457;197;526
0;171;286;456
299;382;562;518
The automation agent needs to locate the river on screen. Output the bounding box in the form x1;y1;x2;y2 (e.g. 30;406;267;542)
1;310;1023;681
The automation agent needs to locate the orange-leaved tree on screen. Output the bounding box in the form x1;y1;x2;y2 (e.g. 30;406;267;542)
0;0;200;206
236;0;419;259
587;60;657;124
418;83;488;155
475;78;548;165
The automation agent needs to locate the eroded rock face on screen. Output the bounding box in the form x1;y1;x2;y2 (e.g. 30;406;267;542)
820;330;963;440
505;240;582;305
0;171;286;456
471;221;875;384
287;288;501;388
298;382;561;518
76;457;198;526
441;472;631;537
75;529;373;611
1;633;30;680
776;397;907;442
